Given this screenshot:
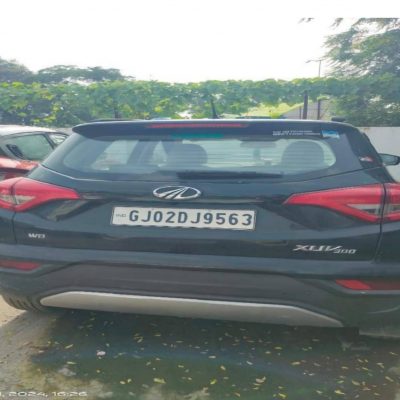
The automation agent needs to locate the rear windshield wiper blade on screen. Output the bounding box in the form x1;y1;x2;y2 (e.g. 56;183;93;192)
175;170;283;179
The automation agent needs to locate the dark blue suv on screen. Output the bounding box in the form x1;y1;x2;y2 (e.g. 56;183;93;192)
0;119;399;336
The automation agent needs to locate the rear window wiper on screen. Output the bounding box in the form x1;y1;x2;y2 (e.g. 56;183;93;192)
175;170;283;179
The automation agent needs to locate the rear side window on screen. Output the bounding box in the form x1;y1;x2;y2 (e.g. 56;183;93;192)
3;134;53;161
43;125;376;181
48;133;68;146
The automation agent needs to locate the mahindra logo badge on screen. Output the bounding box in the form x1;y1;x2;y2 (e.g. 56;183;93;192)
153;186;201;200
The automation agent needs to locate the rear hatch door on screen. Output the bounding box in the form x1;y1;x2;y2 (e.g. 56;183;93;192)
15;121;384;261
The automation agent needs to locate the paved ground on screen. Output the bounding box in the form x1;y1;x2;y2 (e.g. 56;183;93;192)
1;298;400;399
0;299;54;391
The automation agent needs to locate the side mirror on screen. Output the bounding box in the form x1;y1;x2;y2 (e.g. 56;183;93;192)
380;153;400;166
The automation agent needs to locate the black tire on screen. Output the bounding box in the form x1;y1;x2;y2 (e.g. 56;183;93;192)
2;294;49;312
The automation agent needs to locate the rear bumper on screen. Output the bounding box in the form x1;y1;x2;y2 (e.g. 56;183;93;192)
40;292;343;327
1;243;400;328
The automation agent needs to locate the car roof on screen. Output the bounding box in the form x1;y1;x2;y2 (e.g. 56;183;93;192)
0;125;59;136
73;118;356;134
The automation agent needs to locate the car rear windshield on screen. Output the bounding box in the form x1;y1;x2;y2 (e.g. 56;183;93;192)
43;124;378;181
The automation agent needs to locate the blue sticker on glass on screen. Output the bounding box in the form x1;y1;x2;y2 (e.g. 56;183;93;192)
322;130;340;139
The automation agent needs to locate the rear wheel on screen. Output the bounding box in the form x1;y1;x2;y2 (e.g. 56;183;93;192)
2;294;49;312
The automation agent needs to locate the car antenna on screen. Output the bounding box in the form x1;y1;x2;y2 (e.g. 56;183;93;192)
209;95;219;119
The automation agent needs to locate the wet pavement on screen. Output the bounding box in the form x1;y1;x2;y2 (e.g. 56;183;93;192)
6;310;400;400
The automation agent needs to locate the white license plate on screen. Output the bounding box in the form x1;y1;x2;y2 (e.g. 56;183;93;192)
112;207;256;230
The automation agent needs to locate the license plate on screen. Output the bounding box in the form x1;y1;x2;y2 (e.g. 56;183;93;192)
112;207;256;230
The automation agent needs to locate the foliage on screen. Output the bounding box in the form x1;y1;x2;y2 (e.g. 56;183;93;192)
323;18;400;125
325;19;400;77
0;57;34;83
36;65;132;83
330;74;400;126
0;34;399;128
0;76;398;127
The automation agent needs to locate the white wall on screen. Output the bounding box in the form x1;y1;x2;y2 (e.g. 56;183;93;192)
361;127;400;181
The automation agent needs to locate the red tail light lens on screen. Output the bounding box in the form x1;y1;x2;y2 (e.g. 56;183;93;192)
336;279;400;291
383;183;400;221
0;178;80;212
284;185;384;222
0;259;41;271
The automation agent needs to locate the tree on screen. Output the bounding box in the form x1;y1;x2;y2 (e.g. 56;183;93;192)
324;18;400;125
36;65;131;83
0;82;55;125
325;19;400;77
0;57;34;83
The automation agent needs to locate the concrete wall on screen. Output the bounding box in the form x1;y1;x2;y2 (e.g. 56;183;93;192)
362;127;400;181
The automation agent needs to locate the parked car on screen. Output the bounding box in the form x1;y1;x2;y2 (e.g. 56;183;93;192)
0;125;68;180
1;119;400;336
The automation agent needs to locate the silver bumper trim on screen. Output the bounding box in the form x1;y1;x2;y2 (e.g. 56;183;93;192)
40;291;342;327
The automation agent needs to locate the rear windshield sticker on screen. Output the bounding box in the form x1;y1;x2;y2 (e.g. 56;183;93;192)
321;130;340;139
272;130;320;137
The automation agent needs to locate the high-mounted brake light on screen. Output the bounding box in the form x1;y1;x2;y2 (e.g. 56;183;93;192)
0;178;80;212
336;279;400;291
147;123;248;129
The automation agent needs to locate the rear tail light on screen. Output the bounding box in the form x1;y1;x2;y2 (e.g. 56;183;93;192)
336;279;400;291
284;183;400;223
383;183;400;221
284;185;384;222
0;259;41;271
0;178;80;212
